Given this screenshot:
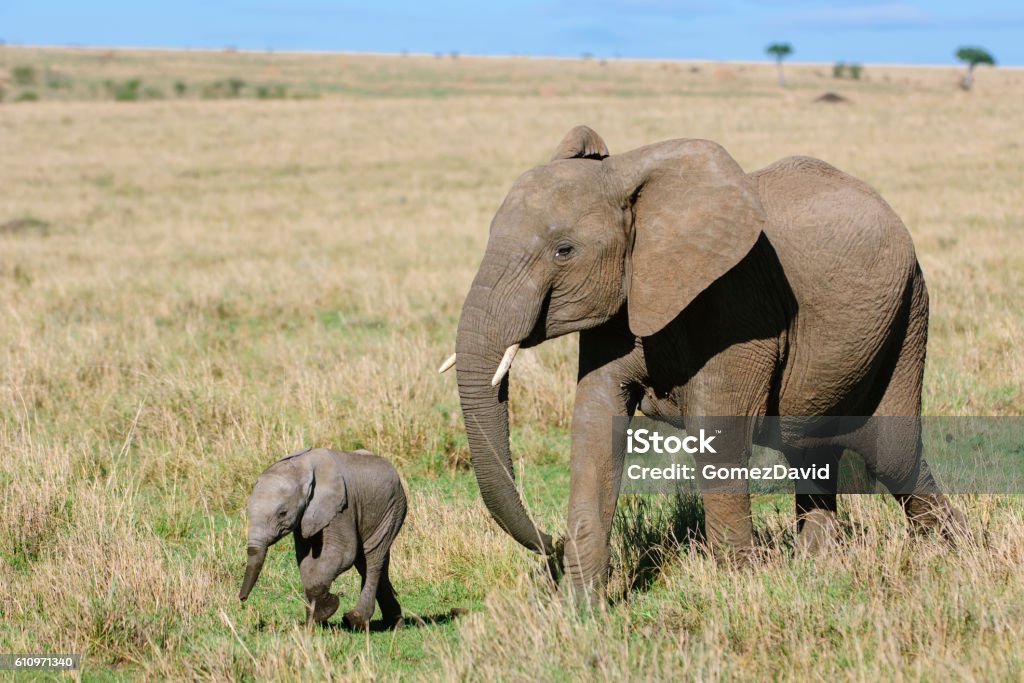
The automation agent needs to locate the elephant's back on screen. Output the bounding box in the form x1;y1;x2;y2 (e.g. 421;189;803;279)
336;449;405;495
751;156;917;277
750;156;921;415
333;449;407;535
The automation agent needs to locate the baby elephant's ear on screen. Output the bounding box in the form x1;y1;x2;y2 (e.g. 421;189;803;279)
300;454;348;538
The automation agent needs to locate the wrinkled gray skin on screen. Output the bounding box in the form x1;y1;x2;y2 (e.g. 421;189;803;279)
239;448;407;629
452;126;966;602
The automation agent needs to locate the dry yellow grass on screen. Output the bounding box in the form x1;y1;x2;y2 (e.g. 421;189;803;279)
0;46;1021;680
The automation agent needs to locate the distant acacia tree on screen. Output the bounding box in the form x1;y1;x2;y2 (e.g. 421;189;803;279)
956;46;995;91
766;42;793;86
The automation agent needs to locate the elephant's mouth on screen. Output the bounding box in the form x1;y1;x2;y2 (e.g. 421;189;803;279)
486;294;550;386
518;291;552;349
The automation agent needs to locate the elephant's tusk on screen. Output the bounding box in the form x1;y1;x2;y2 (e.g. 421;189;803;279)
438;353;457;374
491;344;520;386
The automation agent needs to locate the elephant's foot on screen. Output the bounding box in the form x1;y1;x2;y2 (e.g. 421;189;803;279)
560;564;609;611
940;505;970;545
707;535;757;567
559;572;609;612
381;610;403;630
307;592;340;626
795;509;841;555
902;494;970;545
343;609;369;631
710;544;759;569
702;493;755;565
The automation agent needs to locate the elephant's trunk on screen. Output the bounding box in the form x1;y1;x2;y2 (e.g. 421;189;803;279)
239;545;267;601
455;267;554;557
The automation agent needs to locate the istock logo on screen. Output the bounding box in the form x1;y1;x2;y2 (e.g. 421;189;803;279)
626;428;717;454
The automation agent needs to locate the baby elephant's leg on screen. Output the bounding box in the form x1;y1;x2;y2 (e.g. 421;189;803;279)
375;552;402;628
297;534;351;627
305;585;340;627
342;554;372;630
343;548;393;631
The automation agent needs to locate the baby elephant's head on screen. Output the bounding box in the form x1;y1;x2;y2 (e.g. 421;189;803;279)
239;449;347;602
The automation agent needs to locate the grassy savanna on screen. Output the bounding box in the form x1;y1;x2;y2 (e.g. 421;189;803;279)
1;46;1022;680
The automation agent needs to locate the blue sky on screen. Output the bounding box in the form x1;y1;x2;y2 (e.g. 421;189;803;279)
2;1;1020;65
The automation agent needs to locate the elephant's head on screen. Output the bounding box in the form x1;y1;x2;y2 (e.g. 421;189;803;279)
238;449;347;601
446;126;766;556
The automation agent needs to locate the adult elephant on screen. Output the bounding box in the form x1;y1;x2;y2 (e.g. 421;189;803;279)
440;126;964;599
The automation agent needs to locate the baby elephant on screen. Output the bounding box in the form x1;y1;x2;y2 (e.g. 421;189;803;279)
238;447;407;630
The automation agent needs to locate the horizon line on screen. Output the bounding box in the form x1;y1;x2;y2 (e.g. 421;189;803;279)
2;42;1017;70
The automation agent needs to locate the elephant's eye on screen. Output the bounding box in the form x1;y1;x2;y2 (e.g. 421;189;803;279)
277;509;287;519
554;244;575;262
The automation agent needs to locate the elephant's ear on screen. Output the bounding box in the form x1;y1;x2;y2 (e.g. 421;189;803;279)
299;452;348;538
551;125;610;161
614;139;766;337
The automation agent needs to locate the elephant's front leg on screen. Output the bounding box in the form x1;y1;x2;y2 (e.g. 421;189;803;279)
693;417;756;557
563;328;641;603
296;523;356;626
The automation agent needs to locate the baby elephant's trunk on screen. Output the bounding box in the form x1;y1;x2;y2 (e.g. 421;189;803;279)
239;545;268;601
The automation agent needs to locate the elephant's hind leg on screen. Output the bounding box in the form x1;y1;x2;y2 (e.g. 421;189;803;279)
869;270;967;542
884;433;967;542
895;490;967;541
343;547;394;631
850;417;966;541
375;552;403;628
876;434;967;542
342;552;372;631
